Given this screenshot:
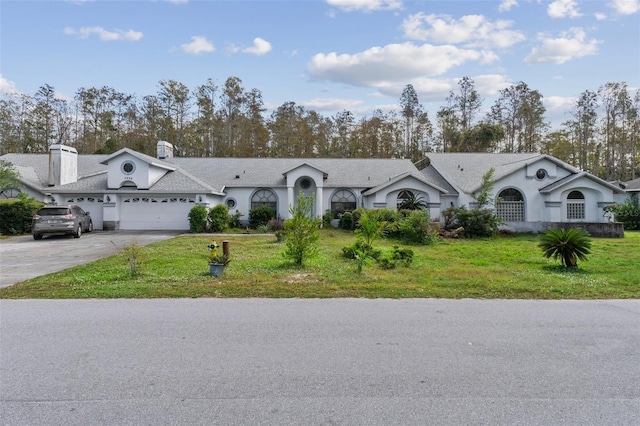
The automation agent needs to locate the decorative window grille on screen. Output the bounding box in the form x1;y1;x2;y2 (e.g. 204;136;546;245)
566;191;585;220
331;189;356;218
496;189;525;222
251;189;277;210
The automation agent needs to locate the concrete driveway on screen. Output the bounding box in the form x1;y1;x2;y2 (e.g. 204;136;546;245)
0;230;181;288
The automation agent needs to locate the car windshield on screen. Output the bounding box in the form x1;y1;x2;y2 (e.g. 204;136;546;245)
38;208;70;216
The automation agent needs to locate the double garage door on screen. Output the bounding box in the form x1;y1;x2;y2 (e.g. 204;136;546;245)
119;196;195;230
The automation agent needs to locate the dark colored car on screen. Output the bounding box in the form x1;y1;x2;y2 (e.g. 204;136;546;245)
32;205;93;240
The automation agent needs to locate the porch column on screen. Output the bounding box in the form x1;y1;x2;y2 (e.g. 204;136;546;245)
315;186;323;223
287;186;294;219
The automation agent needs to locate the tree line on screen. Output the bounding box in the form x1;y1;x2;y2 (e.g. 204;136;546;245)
0;76;638;181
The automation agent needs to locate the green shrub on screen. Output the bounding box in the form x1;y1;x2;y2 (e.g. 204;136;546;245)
229;211;243;228
443;206;501;238
249;205;276;229
342;239;381;260
605;194;640;230
339;212;354;230
539;228;592;268
397;210;437;244
188;205;208;233
379;246;414;269
208;204;229;233
0;197;44;235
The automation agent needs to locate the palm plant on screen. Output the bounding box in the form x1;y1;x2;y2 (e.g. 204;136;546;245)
539;228;592;268
397;192;427;210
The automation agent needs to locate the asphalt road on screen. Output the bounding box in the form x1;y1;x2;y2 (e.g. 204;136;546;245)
1;298;639;425
0;231;180;288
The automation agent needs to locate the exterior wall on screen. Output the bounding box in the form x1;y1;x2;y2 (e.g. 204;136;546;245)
545;221;624;238
362;178;443;220
284;166;326;219
106;154;168;189
492;158;573;224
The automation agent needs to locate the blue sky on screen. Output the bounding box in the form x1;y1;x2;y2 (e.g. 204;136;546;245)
1;0;639;127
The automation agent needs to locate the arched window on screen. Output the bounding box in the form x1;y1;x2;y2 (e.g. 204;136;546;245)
251;189;277;211
496;188;525;222
566;190;585;220
331;189;356;218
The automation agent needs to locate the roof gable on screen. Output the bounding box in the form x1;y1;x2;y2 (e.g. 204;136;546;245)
425;153;580;194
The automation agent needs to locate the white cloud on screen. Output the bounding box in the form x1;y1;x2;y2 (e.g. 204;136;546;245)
401;13;525;49
166;0;188;4
180;36;215;54
0;74;19;95
242;38;272;56
608;0;640;15
524;28;600;64
63;26;143;41
374;74;512;101
548;0;582;18
595;12;608;20
308;42;497;88
326;0;402;12
498;0;518;12
301;98;366;113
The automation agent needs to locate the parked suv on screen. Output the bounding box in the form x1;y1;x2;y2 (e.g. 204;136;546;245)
32;205;93;240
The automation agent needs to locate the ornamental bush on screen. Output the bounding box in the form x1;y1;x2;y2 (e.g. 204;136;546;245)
443;206;501;238
605;194;640;230
249;205;276;229
188;205;208;233
208;204;229;233
0;196;44;235
539;228;592;268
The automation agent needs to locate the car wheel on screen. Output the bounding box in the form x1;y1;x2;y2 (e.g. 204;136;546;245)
88;221;93;233
74;226;82;238
33;234;43;240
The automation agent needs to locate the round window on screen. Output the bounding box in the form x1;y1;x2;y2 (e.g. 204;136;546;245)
300;178;311;190
536;169;547;180
225;198;236;209
122;161;135;175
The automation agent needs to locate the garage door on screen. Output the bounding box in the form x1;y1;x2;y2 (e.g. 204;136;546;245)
64;196;104;230
119;196;194;230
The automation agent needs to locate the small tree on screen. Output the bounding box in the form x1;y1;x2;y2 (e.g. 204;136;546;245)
539;228;592;268
284;193;320;266
355;209;386;251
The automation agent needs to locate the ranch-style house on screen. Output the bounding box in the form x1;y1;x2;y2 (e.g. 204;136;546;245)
0;141;628;235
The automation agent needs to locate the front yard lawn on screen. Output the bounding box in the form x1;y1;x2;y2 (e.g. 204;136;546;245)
1;230;638;299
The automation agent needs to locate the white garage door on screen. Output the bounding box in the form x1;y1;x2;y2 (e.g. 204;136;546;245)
119;196;194;230
64;196;104;230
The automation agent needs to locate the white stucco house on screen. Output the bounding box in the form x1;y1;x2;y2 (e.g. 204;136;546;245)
0;142;628;235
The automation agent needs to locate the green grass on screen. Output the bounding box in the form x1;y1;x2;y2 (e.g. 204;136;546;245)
1;230;639;299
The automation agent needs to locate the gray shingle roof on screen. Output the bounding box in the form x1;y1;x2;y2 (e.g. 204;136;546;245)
425;153;550;193
1;153;421;194
625;177;640;191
